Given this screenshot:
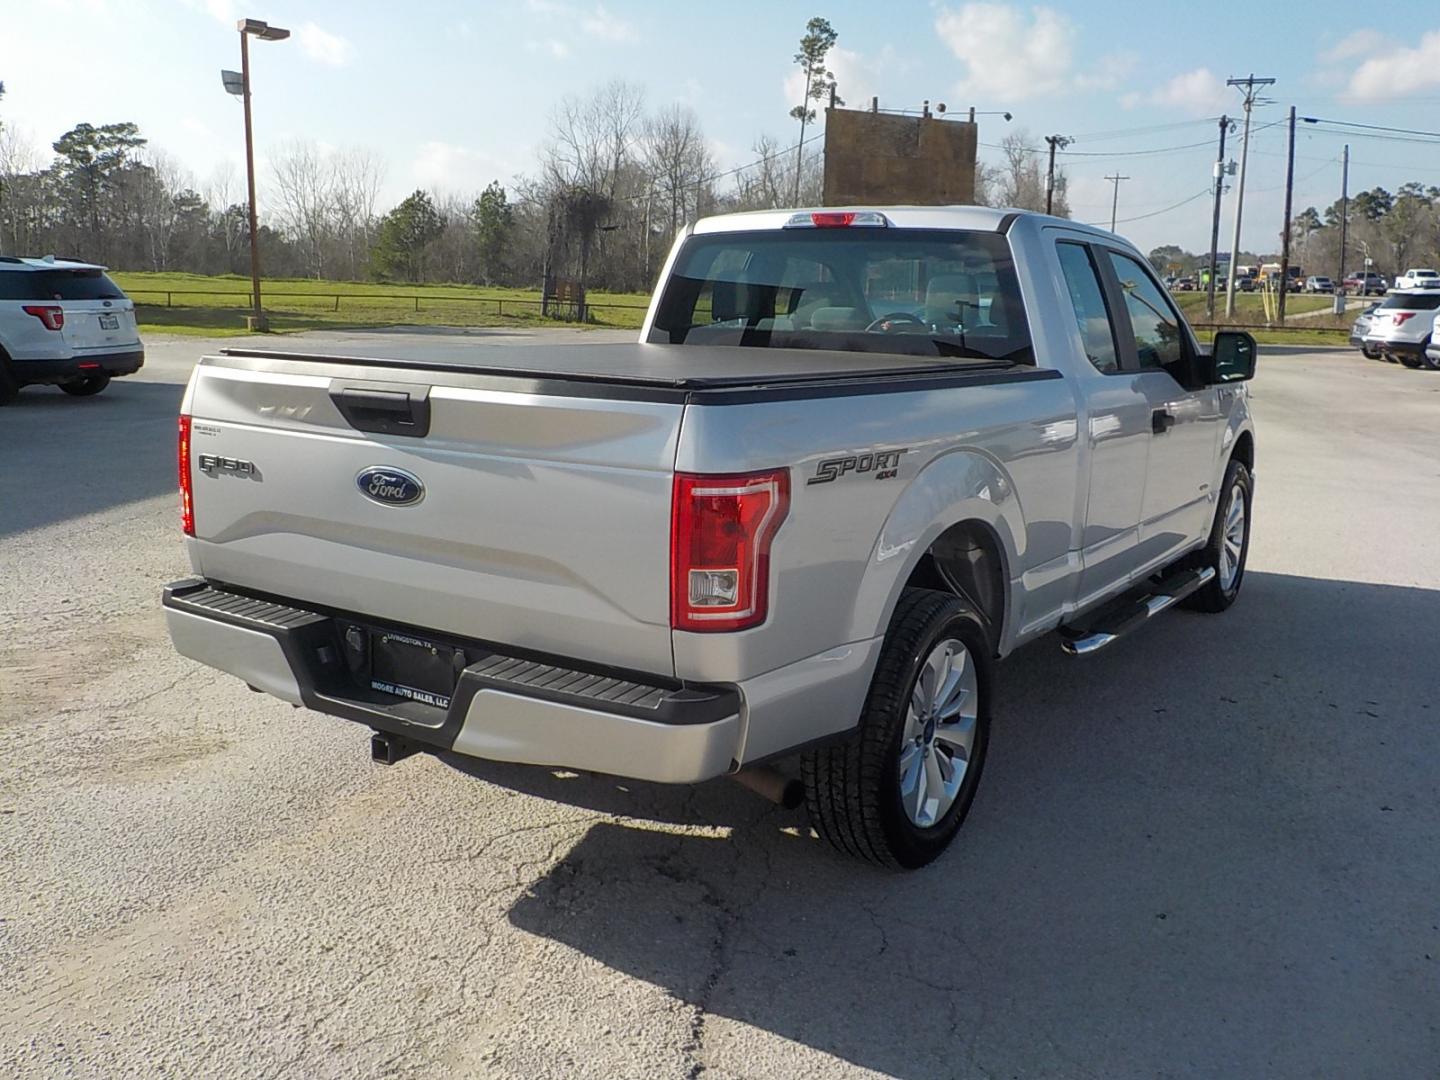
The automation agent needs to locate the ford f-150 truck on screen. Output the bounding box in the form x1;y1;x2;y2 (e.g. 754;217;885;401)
164;207;1257;868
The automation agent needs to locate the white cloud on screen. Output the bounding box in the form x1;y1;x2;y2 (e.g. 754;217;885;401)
295;21;353;67
525;38;571;59
582;4;637;42
524;0;638;43
1321;29;1389;63
412;142;511;191
935;3;1076;101
1125;67;1230;115
1343;30;1440;102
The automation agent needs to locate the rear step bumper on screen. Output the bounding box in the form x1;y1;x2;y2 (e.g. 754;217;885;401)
1058;566;1215;656
162;579;741;783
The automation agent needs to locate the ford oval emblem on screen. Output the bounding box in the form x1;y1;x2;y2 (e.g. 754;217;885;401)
356;466;425;507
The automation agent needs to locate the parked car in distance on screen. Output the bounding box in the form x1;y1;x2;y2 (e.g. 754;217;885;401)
1362;289;1440;368
1305;276;1334;294
1350;303;1382;359
1173;277;1196;291
0;255;144;404
1344;271;1387;296
1395;268;1440;291
163;205;1260;869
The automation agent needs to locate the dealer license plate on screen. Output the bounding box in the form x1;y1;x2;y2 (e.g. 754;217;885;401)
369;630;461;709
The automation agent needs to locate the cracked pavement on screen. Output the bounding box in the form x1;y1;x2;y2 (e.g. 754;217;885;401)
2;333;1438;1078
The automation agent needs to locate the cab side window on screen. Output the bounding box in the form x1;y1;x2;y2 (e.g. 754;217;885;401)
1106;251;1182;371
1056;242;1119;373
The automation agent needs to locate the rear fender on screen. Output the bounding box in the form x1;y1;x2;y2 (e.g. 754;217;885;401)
850;448;1024;650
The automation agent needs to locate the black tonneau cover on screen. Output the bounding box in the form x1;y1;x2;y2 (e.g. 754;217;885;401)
219;341;991;389
214;342;1055;404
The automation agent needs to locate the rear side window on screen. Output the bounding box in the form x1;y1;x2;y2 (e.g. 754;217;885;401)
0;269;127;301
1055;242;1119;373
650;228;1033;364
1105;251;1183;371
1379;292;1440;310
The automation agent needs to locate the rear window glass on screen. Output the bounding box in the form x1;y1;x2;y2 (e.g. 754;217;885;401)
1379;292;1440;310
0;269;127;301
649;228;1033;364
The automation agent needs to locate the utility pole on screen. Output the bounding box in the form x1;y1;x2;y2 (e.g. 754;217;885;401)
1105;173;1129;233
1223;73;1275;317
1045;135;1071;215
1278;105;1296;322
1336;143;1350;313
1205;115;1231;320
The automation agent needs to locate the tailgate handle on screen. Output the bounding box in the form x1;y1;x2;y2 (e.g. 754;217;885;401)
330;384;432;438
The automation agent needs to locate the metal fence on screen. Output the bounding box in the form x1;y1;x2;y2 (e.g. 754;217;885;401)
124;288;650;321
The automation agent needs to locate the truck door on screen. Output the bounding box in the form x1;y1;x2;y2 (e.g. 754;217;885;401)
1053;240;1151;606
1097;248;1222;571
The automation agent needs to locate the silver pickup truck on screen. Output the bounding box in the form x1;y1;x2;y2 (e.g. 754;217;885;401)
164;206;1257;868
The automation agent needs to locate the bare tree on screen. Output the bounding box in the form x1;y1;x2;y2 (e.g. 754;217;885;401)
268;140;335;277
332;147;386;280
994;131;1067;216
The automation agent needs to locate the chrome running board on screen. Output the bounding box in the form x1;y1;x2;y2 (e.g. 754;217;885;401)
1059;566;1216;656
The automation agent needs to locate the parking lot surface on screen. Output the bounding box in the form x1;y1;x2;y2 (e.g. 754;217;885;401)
2;332;1438;1078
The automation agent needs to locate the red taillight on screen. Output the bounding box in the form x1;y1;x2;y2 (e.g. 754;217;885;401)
810;211;857;228
178;414;195;536
22;304;64;331
671;469;789;632
1394;312;1415;325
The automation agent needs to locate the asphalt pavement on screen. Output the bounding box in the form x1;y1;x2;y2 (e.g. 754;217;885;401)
2;331;1437;1078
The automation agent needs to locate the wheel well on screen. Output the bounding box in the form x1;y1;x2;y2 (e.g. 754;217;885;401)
902;520;1007;653
1231;430;1254;472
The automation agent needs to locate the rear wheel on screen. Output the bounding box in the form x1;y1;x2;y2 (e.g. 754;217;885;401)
803;588;992;870
1398;353;1424;369
1361;345;1382;360
59;374;111;397
0;353;19;406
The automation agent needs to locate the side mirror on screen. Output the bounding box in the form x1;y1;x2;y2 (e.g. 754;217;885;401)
1203;330;1257;384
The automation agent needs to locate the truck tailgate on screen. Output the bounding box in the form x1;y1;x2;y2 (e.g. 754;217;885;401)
183;355;682;676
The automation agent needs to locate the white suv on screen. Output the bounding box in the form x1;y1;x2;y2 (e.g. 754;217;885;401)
1362;289;1440;368
0;256;144;404
1395;268;1440;291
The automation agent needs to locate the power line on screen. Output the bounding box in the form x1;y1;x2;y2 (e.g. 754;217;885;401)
1300;116;1440;140
1085;187;1212;227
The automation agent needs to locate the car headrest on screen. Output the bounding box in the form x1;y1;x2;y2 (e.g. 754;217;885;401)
924;273;978;325
808;306;866;332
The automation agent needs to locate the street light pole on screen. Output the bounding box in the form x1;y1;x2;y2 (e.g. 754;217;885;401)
232;18;289;332
238;28;264;330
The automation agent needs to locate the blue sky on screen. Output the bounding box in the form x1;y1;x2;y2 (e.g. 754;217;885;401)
3;0;1439;253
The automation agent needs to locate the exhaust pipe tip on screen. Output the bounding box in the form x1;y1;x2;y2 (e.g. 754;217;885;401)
732;766;805;809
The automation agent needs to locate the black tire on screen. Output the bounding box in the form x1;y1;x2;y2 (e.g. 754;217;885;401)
0;353;19;406
1361;345;1382;360
59;374;111;396
803;588;992;870
1398;353;1423;369
1184;458;1252;613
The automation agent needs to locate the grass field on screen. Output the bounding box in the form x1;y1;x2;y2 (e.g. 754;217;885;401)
112;270;1355;347
110;272;652;336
